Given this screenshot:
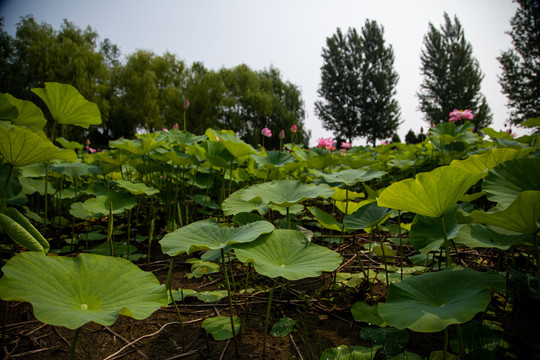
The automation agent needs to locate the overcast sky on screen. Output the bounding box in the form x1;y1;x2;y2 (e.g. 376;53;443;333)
0;0;520;146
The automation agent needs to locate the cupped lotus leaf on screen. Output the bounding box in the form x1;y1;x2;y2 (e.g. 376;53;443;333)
308;206;343;232
155;129;206;146
377;166;484;218
455;190;540;234
72;192;137;218
0;93;47;129
454;224;529;250
270;317;296;337
331;188;364;202
160;219;275;256
351;302;385;326
450;147;532;175
0;124;76;166
0;252;167;330
305;152;340;170
233;229;342;281
116;179;159;196
152;147;195;166
50;162;102;178
311;168;386;186
239;180;335;208
222;188;269;216
202;315;241;341
200;140;236;168
344;202;392;231
252;150;296;169
31;82;101;128
320;344;380;360
212;131;258;160
1;207;49;253
482;158;540;206
378;268;505;333
109;137;164;155
0;213;44;252
55;137;84;150
270;203;304;215
409;203;473;254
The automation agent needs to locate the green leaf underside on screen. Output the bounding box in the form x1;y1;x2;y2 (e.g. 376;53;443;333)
233;229;342;281
201;315;241;340
160;219;275;256
379;268;505;332
0;252;167;330
377;166;484;217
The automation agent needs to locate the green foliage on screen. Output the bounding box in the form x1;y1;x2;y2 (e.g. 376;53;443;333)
417;13;492;129
315;21;400;145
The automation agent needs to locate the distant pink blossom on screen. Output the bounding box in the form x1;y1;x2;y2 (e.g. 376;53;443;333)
87;147;96;154
184;99;190;109
261;128;272;137
279;129;285;140
381;141;389;145
163;128;168;132
173;122;179;130
506;128;516;137
449;109;474;122
317;137;336;150
216;136;221;141
340;142;351;149
291;124;298;133
85;138;91;145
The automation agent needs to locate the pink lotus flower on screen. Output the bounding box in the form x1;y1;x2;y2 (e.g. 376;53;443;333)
85;139;91;145
316;137;336;150
291;124;297;133
449;109;474;122
184;99;190;109
173;123;179;130
505;128;516;137
261;128;272;137
279;129;285;140
87;147;96;154
340;142;351;149
163;128;168;132
381;140;389;145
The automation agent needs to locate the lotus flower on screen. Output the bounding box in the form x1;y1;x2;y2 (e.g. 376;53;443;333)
184;99;190;109
173;123;179;130
449;109;474;122
279;129;285;140
340;142;351;149
316;137;335;150
291;124;297;133
261;128;272;137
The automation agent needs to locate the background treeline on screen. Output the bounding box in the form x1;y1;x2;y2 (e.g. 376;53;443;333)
0;15;310;149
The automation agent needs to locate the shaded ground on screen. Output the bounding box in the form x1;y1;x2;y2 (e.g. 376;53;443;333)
1;235;540;359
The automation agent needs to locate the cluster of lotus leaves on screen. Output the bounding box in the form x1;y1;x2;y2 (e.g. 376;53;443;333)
0;252;167;330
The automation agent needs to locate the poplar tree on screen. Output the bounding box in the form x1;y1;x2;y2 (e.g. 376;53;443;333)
498;0;540;125
315;20;400;146
417;13;492;129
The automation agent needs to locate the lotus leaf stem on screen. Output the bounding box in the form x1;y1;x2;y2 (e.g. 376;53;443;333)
70;327;80;360
263;280;278;360
440;216;452;268
167;258;185;349
1;164;13;210
220;248;238;355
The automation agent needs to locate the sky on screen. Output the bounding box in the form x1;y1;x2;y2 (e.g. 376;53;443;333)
0;0;522;146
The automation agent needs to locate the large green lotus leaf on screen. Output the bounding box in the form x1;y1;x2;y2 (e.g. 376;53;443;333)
0;93;47;129
233;229;342;280
456;190;540;234
200;140;236;168
50;162;102;178
308;206;343;232
0;124;76;166
482;158;540;206
116;179;159;196
377;166;484;218
0;252;167;330
378;268;505;333
239;180;335;208
222;188;269;216
152;147;195;166
351;302;385;327
155;129;206;146
305;152;340;170
311;168;386;186
31;82;101;128
79;192;137;217
450;147;532;175
202;315;241;341
409;203;473;254
252;150;296;169
212;130;258;160
344;202;392;231
55;137;84;150
160;219;274;256
454;224;529;250
109;137;164;156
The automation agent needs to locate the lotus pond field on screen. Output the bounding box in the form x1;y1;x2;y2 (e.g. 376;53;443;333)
0;83;539;359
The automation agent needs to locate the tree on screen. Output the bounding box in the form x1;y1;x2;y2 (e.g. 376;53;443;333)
417;13;492;130
315;21;400;146
498;0;540;125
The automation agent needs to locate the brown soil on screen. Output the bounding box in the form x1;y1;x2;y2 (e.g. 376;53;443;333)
1;237;539;359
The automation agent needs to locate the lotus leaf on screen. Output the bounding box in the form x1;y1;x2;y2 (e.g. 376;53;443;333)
222;188;269;216
202;315;241;340
360;326;409;355
211;130;258;160
456;190;540;234
482;158;540;206
0;93;47;129
239;180;335;208
377;166;484;218
450;147;532;174
233;229;342;281
200;140;236;168
31;82;101;128
50;162;102;178
409;203;473;254
70;192;137;218
116;179;159;196
109;137;164;155
351;302;385;326
155;129;206;146
0;124;77;166
252;150;296;169
0;252;167;330
55;137;84;150
454;224;529;250
308;206;344;232
344;202;392;231
160;219;275;256
378;268;505;332
270;317;296;337
311;168;386;186
320;344;380;360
